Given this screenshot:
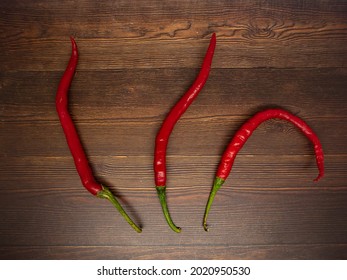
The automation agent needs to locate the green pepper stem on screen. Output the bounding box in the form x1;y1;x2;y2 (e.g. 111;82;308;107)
156;186;181;233
203;177;225;231
97;186;142;233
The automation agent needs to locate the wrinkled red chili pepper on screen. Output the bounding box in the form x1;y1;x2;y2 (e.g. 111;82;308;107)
154;33;217;232
203;108;324;231
56;37;141;233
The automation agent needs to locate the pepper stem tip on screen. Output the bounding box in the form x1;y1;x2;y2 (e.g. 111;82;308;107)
203;177;225;232
97;186;142;233
156;186;181;233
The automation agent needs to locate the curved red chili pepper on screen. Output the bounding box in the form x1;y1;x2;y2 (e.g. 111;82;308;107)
154;33;217;232
56;37;141;233
203;108;324;231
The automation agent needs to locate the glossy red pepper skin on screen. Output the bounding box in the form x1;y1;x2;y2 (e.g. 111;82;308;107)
217;108;324;181
203;108;324;231
154;33;217;232
56;37;101;195
56;38;141;233
154;33;217;187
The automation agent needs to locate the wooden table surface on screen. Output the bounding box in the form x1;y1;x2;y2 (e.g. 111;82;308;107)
1;0;347;260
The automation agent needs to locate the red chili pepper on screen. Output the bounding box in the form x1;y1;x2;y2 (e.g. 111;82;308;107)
56;37;142;233
203;108;324;231
154;33;217;232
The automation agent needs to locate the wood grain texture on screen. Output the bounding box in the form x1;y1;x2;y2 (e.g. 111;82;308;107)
1;0;347;260
1;0;347;70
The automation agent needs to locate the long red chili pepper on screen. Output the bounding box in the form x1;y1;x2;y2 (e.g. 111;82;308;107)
203;108;324;231
154;33;217;233
56;37;142;233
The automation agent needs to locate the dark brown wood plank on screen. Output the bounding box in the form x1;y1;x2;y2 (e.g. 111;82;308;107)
1;178;346;247
1;68;346;157
0;155;346;254
1;118;346;157
1;244;347;260
1;68;347;122
1;0;347;70
0;154;346;192
2;37;346;70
